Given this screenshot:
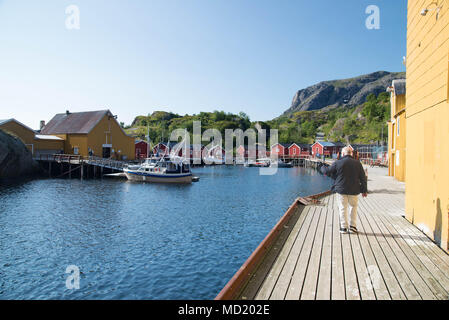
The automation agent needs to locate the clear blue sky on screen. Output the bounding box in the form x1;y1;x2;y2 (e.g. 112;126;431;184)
0;0;407;129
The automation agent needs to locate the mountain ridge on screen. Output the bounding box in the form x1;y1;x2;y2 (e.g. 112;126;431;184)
281;71;405;117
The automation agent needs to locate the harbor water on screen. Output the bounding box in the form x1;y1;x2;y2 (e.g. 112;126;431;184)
0;166;332;299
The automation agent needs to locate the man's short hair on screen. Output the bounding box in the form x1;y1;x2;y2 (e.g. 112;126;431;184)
341;146;353;156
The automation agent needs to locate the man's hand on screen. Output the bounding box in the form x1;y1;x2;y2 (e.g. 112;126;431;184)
362;193;368;198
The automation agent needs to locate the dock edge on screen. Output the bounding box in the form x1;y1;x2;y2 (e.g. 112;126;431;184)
215;189;332;300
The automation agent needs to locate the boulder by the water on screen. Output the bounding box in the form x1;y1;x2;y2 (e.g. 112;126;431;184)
0;129;40;179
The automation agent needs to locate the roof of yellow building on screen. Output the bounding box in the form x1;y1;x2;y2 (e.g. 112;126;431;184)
0;118;36;133
41;110;111;135
35;134;64;140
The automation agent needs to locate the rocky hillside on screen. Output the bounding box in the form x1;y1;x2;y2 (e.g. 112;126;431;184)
0;129;40;179
282;71;405;117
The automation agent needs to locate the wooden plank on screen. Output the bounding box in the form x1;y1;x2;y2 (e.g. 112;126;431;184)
390;215;449;276
358;197;408;300
262;206;316;300
329;194;346;300
301;200;329;299
316;195;334;300
284;206;322;300
252;206;312;300
365;195;449;299
350;201;393;300
348;212;377;300
357;198;425;300
339;200;361;300
371;193;449;272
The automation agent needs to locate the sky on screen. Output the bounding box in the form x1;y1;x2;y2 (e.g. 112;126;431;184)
0;0;407;129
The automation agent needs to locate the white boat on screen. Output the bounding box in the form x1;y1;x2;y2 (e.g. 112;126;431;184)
127;158;159;171
123;159;193;183
269;159;293;168
244;159;270;167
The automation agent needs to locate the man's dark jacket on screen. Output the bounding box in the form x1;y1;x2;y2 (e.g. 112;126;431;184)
320;155;368;195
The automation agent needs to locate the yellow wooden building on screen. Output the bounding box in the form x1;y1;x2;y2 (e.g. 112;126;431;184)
0;118;64;156
387;79;407;182
40;110;135;160
405;0;449;251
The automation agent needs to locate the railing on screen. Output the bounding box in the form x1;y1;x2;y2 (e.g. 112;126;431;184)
33;154;82;163
34;154;127;170
86;156;127;170
54;154;82;163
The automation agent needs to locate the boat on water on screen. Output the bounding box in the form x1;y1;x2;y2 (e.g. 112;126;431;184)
244;159;271;167
269;159;293;168
124;158;194;183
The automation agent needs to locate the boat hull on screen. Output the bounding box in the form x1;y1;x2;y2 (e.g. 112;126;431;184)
271;163;293;168
123;170;193;183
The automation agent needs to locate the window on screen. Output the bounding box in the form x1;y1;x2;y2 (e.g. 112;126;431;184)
74;146;79;155
397;117;400;136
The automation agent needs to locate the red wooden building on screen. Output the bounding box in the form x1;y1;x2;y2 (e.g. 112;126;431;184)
208;145;225;160
311;142;344;158
270;143;289;157
288;143;310;158
135;140;149;159
189;144;206;161
152;142;169;157
236;144;265;159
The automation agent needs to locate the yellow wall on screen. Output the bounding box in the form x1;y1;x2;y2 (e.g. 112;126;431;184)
0;120;64;155
388;92;406;181
87;114;135;160
406;0;449;251
62;134;88;156
388;122;394;176
0;121;35;152
34;138;65;152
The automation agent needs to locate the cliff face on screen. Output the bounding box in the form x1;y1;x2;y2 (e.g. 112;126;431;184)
282;71;405;117
0;129;40;179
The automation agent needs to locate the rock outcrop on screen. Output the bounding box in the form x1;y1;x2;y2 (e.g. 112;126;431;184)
282;71;405;117
0;129;40;179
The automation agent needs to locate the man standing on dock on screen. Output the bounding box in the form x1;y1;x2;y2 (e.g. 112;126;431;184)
319;147;368;234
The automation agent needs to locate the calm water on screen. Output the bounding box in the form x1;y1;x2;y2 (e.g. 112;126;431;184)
0;166;331;300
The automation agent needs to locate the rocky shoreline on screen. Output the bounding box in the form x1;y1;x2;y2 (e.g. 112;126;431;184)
0;129;41;179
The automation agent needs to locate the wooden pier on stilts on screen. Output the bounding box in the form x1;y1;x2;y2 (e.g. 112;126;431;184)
34;154;127;180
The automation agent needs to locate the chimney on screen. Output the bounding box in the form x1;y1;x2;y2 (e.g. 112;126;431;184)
40;120;45;130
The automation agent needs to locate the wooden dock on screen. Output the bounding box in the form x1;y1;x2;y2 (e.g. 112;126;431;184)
217;167;449;300
34;154;127;179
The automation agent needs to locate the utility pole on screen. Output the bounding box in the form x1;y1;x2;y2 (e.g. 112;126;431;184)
146;113;150;158
381;125;384;146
